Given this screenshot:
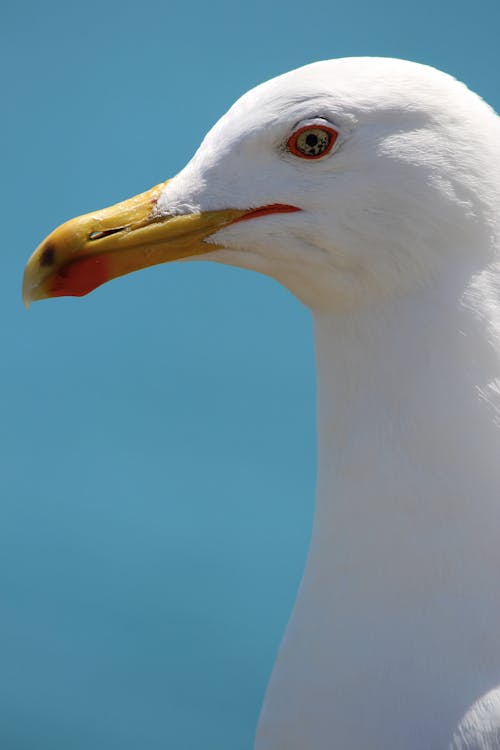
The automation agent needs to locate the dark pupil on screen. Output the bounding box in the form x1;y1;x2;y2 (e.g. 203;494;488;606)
305;133;318;147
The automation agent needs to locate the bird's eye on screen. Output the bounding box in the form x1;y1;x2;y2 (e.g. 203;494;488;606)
287;125;338;159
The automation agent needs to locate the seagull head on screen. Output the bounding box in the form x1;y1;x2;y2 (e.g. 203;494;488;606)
23;57;500;311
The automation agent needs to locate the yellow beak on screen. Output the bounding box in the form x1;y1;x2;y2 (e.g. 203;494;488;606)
22;177;301;307
22;181;247;307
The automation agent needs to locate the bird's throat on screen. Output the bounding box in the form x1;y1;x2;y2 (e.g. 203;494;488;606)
255;273;500;750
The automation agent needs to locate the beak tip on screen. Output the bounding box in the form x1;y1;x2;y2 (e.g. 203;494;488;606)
22;287;32;310
22;264;36;309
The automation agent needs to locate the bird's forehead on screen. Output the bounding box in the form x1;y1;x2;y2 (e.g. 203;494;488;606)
202;57;464;146
219;63;360;133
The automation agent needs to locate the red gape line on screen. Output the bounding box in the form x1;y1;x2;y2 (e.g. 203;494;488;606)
231;204;301;224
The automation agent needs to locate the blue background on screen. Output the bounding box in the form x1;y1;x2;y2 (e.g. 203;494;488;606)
2;1;499;747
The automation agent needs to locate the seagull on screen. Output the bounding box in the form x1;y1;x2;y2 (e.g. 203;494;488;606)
23;58;500;749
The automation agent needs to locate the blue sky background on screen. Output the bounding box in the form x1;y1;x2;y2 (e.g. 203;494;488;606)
2;1;500;747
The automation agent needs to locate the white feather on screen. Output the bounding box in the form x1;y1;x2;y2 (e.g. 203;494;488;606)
161;58;500;748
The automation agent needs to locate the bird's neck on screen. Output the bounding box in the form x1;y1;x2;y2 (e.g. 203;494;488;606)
256;270;500;750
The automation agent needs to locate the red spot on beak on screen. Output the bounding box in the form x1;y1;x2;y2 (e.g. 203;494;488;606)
231;204;301;224
48;255;111;298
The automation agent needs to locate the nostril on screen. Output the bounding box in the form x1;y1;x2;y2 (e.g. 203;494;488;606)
88;226;127;241
39;244;56;267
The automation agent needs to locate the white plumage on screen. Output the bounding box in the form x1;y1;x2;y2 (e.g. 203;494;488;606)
25;58;500;749
162;61;500;747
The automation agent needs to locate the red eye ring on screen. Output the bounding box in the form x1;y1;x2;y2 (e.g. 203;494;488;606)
287;124;338;160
